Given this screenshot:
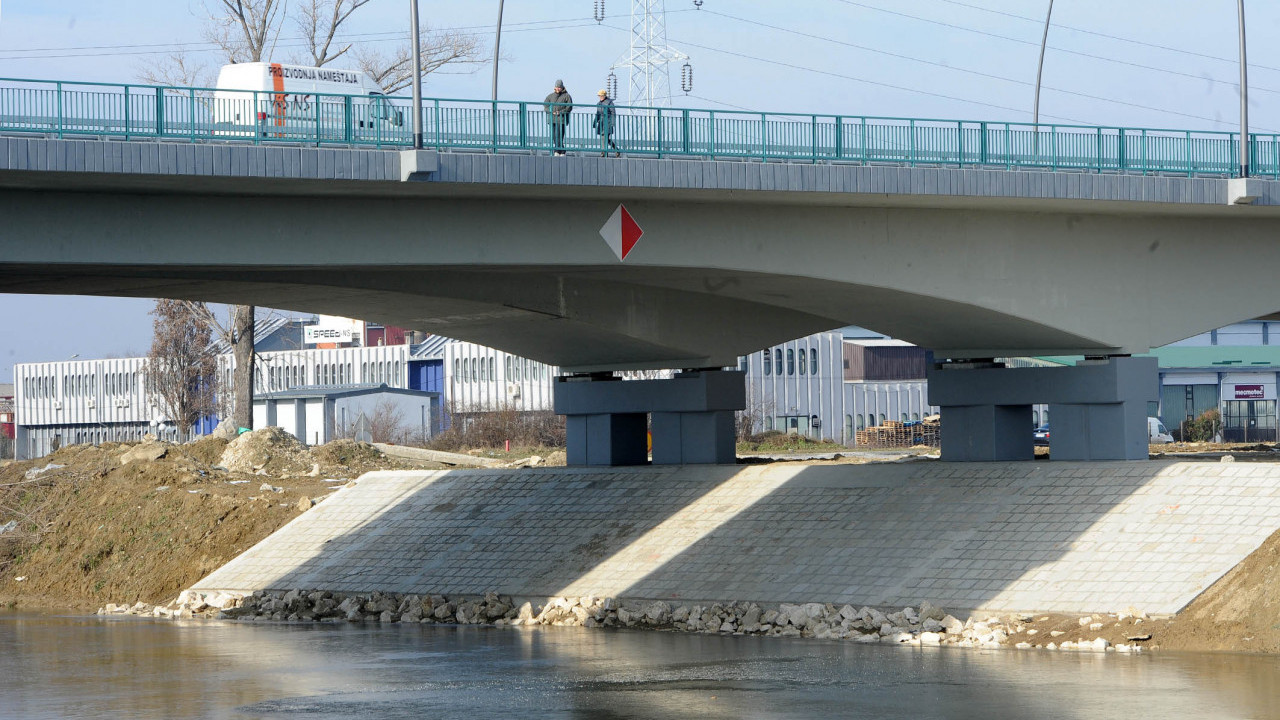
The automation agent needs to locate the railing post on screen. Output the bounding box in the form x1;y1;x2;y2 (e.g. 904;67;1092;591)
519;101;527;148
253;91;262;145
834;116;843;160
657;108;665;159
343;96;352;143
1141;129;1147;174
1095;127;1102;172
760;113;767;161
811;114;818;163
957;121;965;167
980;121;988;164
1005;123;1012;169
1187;130;1193;177
433;99;441;150
709;110;716;157
682;109;691;155
155;89;165;137
189;89;197;142
124;85;131;140
1117;128;1126;171
314;95;322;146
860;117;868;164
1051;125;1058;170
56;81;64;139
492;100;499;152
909;118;916;166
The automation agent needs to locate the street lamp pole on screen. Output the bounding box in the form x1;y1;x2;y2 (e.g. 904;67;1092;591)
410;0;423;149
1033;0;1054;127
1238;0;1250;177
492;0;505;102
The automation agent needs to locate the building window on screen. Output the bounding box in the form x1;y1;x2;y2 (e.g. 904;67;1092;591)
879;413;886;426
763;350;772;376
811;352;818;376
489;358;495;382
787;349;795;375
739;355;749;373
798;348;807;375
845;414;853;439
505;357;513;380
856;415;865;430
765;416;774;431
775;349;783;375
912;412;919;422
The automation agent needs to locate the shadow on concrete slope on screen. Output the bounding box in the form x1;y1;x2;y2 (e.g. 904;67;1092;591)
190;460;1280;617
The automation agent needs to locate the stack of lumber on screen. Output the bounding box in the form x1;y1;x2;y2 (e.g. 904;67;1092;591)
855;419;940;448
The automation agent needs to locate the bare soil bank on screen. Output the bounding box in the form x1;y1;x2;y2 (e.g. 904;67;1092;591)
2;440;1279;653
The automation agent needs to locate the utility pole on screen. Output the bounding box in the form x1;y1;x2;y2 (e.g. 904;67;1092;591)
410;0;423;149
1033;0;1053;127
492;0;505;102
1238;0;1249;177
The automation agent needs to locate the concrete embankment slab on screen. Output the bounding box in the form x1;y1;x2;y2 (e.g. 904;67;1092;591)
189;461;1280;615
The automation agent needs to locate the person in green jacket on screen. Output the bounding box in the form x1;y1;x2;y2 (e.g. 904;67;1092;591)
544;79;573;156
592;89;620;157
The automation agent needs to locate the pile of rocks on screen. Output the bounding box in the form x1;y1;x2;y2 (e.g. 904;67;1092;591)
97;590;245;619
116;589;1144;653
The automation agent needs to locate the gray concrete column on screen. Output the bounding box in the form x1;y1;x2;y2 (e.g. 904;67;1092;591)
937;404;1034;462
566;413;649;466
928;356;1158;462
555;370;745;467
651;410;737;465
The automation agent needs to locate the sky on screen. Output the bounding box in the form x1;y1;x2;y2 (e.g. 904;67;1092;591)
3;0;1280;382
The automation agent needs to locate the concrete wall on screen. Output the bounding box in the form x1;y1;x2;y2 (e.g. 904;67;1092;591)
191;462;1280;616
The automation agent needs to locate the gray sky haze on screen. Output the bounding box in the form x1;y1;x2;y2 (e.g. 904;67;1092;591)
3;0;1279;380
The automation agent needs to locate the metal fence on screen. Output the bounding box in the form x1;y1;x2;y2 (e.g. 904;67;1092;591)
4;76;1280;177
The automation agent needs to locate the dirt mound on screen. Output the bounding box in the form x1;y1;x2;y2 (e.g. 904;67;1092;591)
1155;526;1280;653
218;427;314;476
311;439;390;475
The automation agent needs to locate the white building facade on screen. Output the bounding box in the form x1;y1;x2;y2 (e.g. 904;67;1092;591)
444;341;558;412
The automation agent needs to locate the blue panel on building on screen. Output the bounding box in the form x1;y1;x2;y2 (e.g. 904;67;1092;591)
409;360;444;393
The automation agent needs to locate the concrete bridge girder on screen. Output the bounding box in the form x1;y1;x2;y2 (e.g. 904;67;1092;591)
4;183;1278;371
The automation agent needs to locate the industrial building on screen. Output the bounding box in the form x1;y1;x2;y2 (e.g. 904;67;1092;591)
744;329;938;445
253;385;438;446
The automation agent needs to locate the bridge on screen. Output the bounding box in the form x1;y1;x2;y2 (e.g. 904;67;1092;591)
5;76;1280;464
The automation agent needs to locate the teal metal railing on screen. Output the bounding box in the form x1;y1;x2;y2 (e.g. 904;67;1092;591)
2;76;1277;177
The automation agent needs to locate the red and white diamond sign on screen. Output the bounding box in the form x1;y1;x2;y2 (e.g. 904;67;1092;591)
599;204;643;261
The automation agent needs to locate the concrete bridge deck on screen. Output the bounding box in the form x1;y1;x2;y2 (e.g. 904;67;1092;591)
190;461;1280;616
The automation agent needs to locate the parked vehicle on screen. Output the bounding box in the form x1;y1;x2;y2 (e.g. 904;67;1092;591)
1148;417;1174;444
1029;420;1049;443
212;62;402;140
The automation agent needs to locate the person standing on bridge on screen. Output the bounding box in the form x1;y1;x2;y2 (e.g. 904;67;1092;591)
593;89;620;157
544;80;573;156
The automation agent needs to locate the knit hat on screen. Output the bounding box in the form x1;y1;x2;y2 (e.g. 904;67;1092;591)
555;79;564;88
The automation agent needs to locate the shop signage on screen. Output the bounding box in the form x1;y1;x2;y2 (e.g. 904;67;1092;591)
1234;384;1265;400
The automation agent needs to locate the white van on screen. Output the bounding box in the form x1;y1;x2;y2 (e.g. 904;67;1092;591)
212;62;403;140
1148;417;1174;444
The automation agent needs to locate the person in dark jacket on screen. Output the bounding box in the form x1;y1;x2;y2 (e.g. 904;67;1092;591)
592;89;620;157
543;79;573;156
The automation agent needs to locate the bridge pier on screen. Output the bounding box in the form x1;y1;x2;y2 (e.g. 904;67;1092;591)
554;370;745;466
927;357;1158;462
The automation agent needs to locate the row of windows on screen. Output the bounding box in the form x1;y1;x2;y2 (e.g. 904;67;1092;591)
453;356;548;384
761;348;819;377
253;359;404;392
21;371;138;400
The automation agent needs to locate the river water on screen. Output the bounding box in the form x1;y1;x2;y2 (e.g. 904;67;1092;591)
2;612;1278;720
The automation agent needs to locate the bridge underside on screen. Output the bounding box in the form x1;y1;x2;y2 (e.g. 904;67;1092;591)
4;182;1280;370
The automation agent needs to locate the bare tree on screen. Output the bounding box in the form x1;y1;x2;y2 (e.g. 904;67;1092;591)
351;24;484;93
137;51;216;89
145;300;220;442
205;0;287;63
295;0;372;67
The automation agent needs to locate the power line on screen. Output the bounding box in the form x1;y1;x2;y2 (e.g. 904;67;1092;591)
828;0;1276;93
935;0;1280;74
0;20;603;62
683;10;1274;131
593;23;1090;123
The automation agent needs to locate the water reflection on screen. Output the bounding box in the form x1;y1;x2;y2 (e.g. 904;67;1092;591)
2;612;1277;720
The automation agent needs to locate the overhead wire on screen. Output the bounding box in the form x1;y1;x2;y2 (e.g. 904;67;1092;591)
828;0;1277;95
935;0;1280;74
640;14;1269;130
